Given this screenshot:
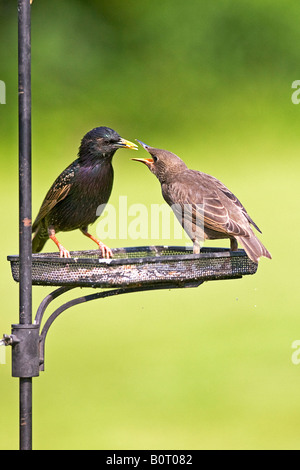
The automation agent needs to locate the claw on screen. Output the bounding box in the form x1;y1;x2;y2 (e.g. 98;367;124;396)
59;245;71;258
48;228;71;258
98;242;113;259
80;228;112;258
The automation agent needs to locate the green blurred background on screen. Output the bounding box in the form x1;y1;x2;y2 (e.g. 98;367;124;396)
0;0;299;450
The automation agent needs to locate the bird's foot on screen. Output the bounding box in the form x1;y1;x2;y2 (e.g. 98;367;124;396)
80;228;112;258
59;245;71;258
97;241;113;259
193;241;201;254
48;230;71;258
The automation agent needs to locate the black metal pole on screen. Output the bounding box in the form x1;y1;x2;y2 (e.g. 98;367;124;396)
18;0;32;451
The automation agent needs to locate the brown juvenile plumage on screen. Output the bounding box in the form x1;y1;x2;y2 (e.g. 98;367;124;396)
133;141;271;263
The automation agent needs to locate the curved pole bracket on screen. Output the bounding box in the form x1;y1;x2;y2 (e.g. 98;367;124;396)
36;280;203;371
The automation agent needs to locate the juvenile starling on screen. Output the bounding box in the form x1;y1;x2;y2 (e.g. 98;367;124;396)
32;126;137;258
133;141;271;263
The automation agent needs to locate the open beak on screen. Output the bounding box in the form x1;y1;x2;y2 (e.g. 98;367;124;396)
131;157;154;167
117;138;138;150
132;139;154;166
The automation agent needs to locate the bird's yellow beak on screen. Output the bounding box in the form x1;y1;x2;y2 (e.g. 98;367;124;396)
118;138;138;150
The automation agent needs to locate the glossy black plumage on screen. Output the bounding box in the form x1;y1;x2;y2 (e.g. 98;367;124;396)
32;126;137;257
133;141;271;263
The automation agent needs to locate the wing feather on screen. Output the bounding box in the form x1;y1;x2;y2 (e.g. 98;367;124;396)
162;174;253;239
32;162;78;231
204;174;262;233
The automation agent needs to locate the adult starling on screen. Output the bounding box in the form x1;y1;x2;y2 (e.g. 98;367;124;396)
32;126;137;258
133;141;271;263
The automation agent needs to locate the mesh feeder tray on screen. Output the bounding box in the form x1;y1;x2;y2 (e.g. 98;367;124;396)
8;246;258;288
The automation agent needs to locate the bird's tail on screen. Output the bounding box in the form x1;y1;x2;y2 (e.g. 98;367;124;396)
32;226;48;253
236;234;272;264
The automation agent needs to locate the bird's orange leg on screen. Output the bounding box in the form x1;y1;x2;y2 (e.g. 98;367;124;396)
80;228;113;259
48;227;70;258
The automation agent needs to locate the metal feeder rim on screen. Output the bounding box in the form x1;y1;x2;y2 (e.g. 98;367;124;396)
7;245;250;267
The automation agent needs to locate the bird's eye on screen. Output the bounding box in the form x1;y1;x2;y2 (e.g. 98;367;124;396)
152;155;158;162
